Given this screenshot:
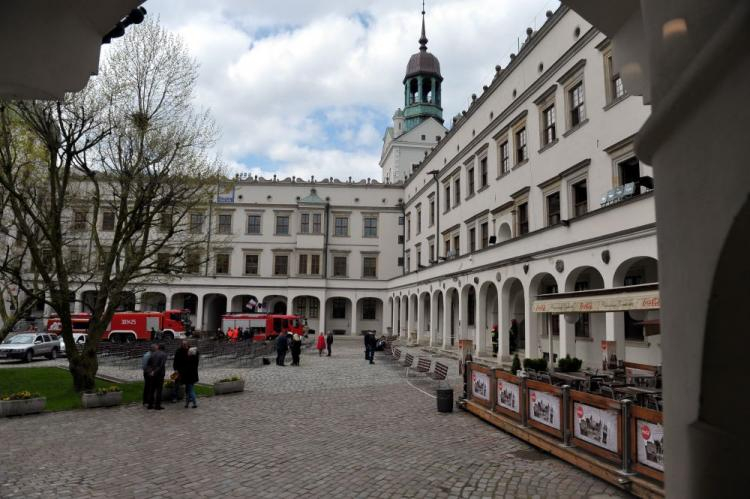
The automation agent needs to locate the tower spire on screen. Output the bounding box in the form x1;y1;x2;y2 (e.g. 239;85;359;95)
419;1;428;51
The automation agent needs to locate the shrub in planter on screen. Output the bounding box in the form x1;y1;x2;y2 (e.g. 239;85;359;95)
523;358;548;372
557;355;583;373
0;391;46;417
213;376;245;395
81;385;123;409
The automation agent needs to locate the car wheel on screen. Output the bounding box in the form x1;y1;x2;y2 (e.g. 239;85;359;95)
24;349;33;363
47;348;58;360
164;332;174;340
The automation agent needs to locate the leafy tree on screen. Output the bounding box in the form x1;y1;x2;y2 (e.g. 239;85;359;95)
0;18;224;391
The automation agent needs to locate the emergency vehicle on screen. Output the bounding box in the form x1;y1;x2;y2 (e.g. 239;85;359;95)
46;310;192;342
221;313;306;341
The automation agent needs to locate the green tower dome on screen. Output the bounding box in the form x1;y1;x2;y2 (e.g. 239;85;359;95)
402;8;443;132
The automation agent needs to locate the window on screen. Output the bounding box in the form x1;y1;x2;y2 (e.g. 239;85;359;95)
444;184;451;211
300;213;310;234
361;299;377;320
362;256;377;278
405;251;410;272
332;298;347;319
499;141;510;175
469;227;476;252
73;211;87;231
454;177;461;206
102;211;115;231
186;252;201;274
453;234;460;256
275;215;289;235
217;214;232;234
444;239;451;256
405;215;411;241
572;180;588;217
574;281;590;337
429;198;435;226
416;246;421;267
515;127;528;164
415;209;421;234
363;216;378;237
98;248;110;271
334;217;349;237
467;166;475;195
69;248;84;273
309;299;320;318
298;254;308;275
157;253;170;273
517;202;529;235
244;254;259;275
605;52;624;103
273;255;288;275
481;222;489;249
312;213;322;234
190;213;204;234
619;157;640;186
398;216;404;225
246;214;261;234
542;104;556;145
467;291;476;326
333;256;347;277
547;192;561;226
480;157;488;188
215;253;230;275
569;82;585;127
429;242;435;262
159;213;173;232
311;254;320;275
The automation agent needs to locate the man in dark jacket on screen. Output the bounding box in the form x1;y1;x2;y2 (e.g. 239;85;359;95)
275;331;289;366
364;331;376;364
146;344;168;410
326;331;334;356
171;340;189;402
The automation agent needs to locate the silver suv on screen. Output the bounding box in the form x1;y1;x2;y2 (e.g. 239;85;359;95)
0;333;60;362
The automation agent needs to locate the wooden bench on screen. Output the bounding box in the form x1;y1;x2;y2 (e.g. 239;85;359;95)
430;362;449;381
414;357;432;374
401;353;414;368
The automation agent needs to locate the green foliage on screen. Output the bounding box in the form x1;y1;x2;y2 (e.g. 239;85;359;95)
1;390;41;401
511;354;521;374
523;358;548;372
95;385;122;395
218;375;242;383
557;355;583;373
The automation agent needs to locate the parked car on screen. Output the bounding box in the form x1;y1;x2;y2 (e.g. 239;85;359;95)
0;333;60;362
58;333;87;356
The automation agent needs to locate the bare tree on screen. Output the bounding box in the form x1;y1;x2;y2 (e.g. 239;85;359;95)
0;18;224;391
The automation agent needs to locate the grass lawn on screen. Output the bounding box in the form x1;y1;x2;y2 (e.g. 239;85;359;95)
0;367;213;412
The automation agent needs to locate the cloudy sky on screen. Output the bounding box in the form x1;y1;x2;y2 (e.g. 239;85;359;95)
143;0;558;181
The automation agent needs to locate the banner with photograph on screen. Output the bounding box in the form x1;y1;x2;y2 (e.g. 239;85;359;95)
471;371;490;401
573;402;619;453
636;420;664;471
496;379;520;413
529;389;560;429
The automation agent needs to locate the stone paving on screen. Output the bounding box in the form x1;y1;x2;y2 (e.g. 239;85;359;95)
0;337;627;498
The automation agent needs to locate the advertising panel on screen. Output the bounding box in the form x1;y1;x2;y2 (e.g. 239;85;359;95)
529;389;561;429
636;420;665;472
573;402;619;453
471;370;490;401
496;378;520;413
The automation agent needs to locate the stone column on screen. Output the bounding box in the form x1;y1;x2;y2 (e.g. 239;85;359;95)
442;294;452;349
416;294;424;344
418;77;424;103
430;294;439;347
497;290;510;361
475;289;486;355
195;295;204;334
399;297;407;338
524;287;538;360
430;77;436;103
605;312;626;362
559;315;576;359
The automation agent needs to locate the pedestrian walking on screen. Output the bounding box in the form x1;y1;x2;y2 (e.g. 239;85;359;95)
326;330;334;356
142;344;157;406
316;332;326;356
290;333;302;366
171;340;189;402
364;331;376;364
183;346;200;408
275;331;289;366
146;344;168;410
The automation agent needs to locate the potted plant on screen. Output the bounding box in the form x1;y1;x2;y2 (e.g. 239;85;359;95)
523;358;549;372
213;375;245;395
0;391;46;417
81;385;123;409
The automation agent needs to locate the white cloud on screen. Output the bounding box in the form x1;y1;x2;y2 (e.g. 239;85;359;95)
143;0;559;180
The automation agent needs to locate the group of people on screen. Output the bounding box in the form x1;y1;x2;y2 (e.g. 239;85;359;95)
315;331;335;357
142;340;200;410
224;327;255;342
274;331;304;366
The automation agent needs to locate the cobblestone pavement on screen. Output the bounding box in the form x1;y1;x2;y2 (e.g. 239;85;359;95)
0;338;627;498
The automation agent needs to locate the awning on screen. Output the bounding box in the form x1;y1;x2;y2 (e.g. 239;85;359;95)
533;284;660;314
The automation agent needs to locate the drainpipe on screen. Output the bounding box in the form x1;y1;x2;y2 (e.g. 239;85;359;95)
205;184;218;277
400;201;406;276
428;170;440;262
323;201;330;278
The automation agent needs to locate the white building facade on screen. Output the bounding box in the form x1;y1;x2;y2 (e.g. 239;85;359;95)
62;6;658;368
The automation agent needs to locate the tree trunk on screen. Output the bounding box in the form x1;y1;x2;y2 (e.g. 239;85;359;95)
68;346;99;392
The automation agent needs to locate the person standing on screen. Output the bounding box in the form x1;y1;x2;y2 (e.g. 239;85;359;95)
275;331;289;366
326;330;334;357
364;331;376;364
171;340;189;402
142;344;157;406
182;346;200;408
290;333;302;366
146;344;168;410
316;332;326;356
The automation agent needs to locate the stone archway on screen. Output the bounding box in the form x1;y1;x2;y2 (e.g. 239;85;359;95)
530;272;560;365
431;290;444;347
564;266;606;363
501;278;525;355
202;293;227;333
478;282;498;356
141;292;167;312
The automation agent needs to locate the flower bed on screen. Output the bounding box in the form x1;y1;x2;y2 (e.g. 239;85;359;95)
81;386;123;409
213;376;245;395
0;391;46;417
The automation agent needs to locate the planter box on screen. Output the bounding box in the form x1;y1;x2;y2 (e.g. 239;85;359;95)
0;397;46;417
81;391;122;409
213;380;245;395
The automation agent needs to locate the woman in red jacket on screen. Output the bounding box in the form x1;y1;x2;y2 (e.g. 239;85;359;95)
316;331;326;356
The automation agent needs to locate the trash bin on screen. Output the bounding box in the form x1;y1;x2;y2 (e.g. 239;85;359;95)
436;387;453;413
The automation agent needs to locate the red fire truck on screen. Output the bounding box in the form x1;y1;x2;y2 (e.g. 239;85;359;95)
46;310;192;342
221;313;306;341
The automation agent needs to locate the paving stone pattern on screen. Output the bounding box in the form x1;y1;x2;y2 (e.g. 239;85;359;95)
0;338;627;498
